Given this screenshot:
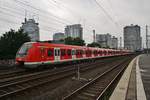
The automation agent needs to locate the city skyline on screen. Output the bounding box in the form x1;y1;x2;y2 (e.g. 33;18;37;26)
0;0;150;47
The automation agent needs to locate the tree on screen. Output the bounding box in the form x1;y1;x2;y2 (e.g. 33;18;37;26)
87;42;101;48
73;37;85;46
105;45;110;49
0;29;30;59
64;37;73;45
65;37;85;46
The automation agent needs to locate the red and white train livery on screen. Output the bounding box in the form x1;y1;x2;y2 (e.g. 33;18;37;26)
16;42;130;68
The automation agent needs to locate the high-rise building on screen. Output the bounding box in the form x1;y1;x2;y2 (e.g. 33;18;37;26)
65;24;83;39
96;33;112;48
21;18;39;42
124;24;142;51
111;36;118;49
53;32;65;41
96;33;118;49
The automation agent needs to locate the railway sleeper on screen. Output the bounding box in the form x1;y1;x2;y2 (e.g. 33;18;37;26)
84;90;99;95
82;92;96;97
77;93;96;100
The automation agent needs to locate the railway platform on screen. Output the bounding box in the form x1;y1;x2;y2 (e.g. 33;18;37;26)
110;54;149;100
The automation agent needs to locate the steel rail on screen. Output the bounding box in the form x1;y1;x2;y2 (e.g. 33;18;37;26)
0;56;122;85
0;58;118;99
0;56;130;99
63;57;131;100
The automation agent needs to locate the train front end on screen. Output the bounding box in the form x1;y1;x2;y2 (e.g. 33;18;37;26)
15;42;34;68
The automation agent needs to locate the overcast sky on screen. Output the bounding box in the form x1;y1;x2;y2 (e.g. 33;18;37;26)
0;0;150;47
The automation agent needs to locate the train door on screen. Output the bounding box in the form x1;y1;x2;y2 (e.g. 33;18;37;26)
54;48;60;62
41;47;46;61
83;49;86;58
72;49;76;60
92;50;94;58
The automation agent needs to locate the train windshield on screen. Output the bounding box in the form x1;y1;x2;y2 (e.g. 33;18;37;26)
16;43;32;57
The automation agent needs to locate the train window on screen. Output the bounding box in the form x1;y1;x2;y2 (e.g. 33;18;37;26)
74;50;76;55
93;51;95;55
89;50;92;55
97;51;99;54
80;50;82;55
82;50;85;55
55;49;57;56
17;43;32;56
78;50;82;55
99;51;102;55
86;50;91;55
61;49;66;56
112;51;114;54
72;50;75;55
105;51;107;55
80;50;83;55
93;50;97;55
79;50;81;55
78;50;81;55
110;51;112;54
58;50;60;56
86;50;88;55
76;50;79;55
103;51;105;55
103;51;106;55
67;50;71;56
64;50;66;55
78;50;80;55
47;49;53;56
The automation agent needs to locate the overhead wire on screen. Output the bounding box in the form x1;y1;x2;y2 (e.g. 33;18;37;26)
0;9;63;32
1;0;72;25
10;0;75;33
48;0;96;34
94;0;120;29
1;0;95;35
0;1;65;33
13;0;72;24
0;0;121;41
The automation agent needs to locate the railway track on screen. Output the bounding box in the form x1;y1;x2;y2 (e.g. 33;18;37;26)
0;61;93;82
63;58;131;100
0;56;124;81
0;60;106;84
0;68;29;80
0;56;123;83
0;60;105;81
0;56;128;99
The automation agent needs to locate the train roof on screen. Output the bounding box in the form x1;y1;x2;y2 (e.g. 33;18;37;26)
25;42;130;52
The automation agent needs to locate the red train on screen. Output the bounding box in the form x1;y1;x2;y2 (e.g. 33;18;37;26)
15;42;131;68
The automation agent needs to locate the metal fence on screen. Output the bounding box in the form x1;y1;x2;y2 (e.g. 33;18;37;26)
0;59;15;66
